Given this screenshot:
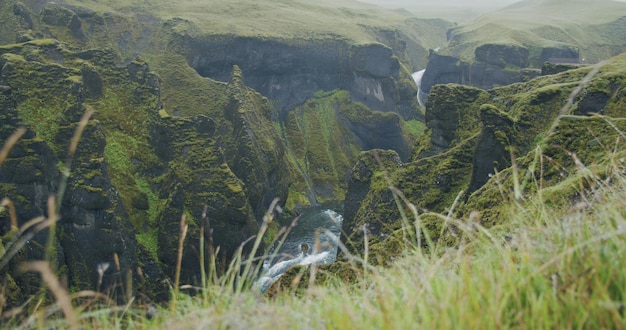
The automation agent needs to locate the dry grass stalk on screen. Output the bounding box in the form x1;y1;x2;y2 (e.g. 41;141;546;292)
113;253;121;273
68;105;95;159
20;261;78;330
0;198;18;228
0;128;26;168
56;106;94;213
547;60;606;137
171;214;188;313
0;196;60;270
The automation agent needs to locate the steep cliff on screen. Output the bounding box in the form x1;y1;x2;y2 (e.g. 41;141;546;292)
0;41;168;302
0;0;447;305
343;52;626;261
419;0;626;101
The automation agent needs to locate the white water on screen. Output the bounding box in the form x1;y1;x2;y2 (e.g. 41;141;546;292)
412;69;426;108
255;208;343;292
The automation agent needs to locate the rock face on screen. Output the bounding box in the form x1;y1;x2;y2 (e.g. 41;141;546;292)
342;53;626;259
418;0;626;102
0;44;166;303
181;35;418;119
341;149;402;255
0;0;437;306
420;45;555;102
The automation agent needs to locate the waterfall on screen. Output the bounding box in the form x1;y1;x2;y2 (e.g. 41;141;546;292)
412;69;426;108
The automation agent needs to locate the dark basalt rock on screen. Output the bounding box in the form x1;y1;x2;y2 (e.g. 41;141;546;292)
420;45;580;101
0;0;432;305
0;43;169;306
341;149;401;253
475;44;529;68
40;3;77;27
180;35;416;119
467;104;515;195
13;2;33;30
575;91;610;116
423;84;487;155
418;52;470;104
341;110;411;162
540;46;579;64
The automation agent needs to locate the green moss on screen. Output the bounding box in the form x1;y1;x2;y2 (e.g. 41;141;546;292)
0;53;26;62
402;119;426;139
80;185;105;193
148;53;228;118
226;180;244;194
1;56;80;148
442;0;626;65
16;98;64;146
83;169;103;180
104;130;159;230
26;38;58;47
284;185;311;211
67;75;82;83
158;109;171;119
136;178;164;225
136;229;158;260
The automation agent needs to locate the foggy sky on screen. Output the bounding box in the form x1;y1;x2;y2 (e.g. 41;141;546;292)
356;0;522;9
357;0;626;9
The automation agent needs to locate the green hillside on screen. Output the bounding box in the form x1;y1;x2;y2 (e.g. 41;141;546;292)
444;0;626;64
56;0;449;46
2;0;626;327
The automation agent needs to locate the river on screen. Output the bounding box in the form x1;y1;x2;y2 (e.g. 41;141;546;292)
255;205;343;292
254;69;423;292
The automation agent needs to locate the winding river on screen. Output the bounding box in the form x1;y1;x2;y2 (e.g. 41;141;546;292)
254;69;425;292
256;205;343;292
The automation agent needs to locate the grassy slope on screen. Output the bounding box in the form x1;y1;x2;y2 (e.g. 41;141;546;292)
356;0;516;23
4;1;626;327
443;0;626;63
61;0;448;47
10;119;626;329
7;53;626;328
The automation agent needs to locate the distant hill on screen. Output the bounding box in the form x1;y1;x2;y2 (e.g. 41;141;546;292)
444;0;626;64
419;0;626;100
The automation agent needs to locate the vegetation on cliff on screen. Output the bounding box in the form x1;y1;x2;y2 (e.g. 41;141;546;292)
418;0;626;96
342;52;626;265
0;0;445;308
444;0;626;65
3;97;626;329
2;0;626;327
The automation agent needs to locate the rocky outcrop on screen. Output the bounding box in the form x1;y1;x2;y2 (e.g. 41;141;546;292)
0;40;276;303
342;149;402;250
1;36;386;304
0;0;439;306
422;84;488;156
342;54;626;259
418;0;626;103
0;45;167;303
420;43;564;102
179;34;418;119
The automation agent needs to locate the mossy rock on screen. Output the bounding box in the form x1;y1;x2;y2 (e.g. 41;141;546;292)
265;261;362;298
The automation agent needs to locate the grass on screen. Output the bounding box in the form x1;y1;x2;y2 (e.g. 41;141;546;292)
442;0;626;64
60;0;450;49
2;6;626;326
3;114;626;328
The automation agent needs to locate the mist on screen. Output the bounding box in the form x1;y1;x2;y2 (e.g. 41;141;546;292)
354;0;626;22
357;0;520;9
357;0;626;8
